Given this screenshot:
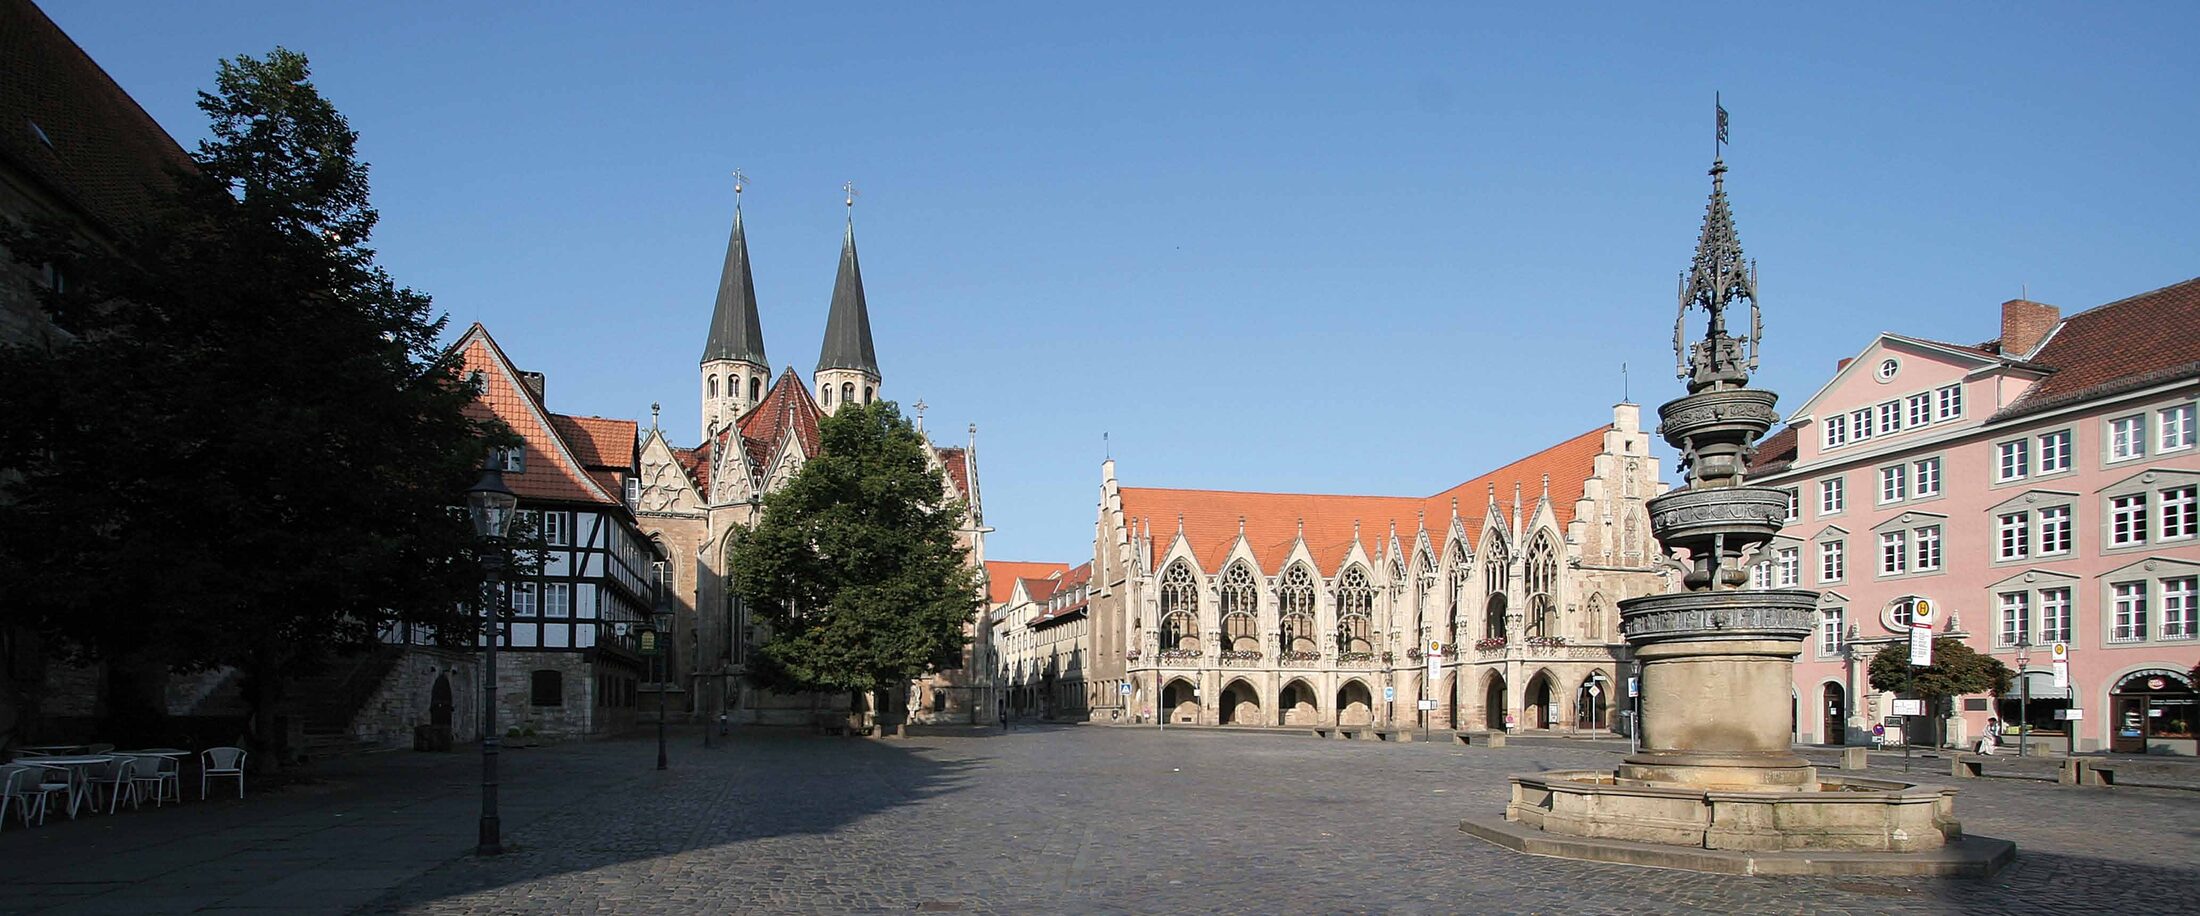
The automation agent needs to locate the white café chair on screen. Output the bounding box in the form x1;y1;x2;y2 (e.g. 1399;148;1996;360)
201;747;247;800
88;757;139;814
0;766;35;829
32;765;76;823
129;755;182;806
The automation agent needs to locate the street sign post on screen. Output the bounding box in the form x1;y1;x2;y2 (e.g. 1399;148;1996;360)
1908;598;1935;667
2052;641;2070;690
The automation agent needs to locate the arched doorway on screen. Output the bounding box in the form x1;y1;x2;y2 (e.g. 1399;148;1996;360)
1574;673;1608;731
1162;678;1199;725
1278;679;1318;726
429;673;454;727
2110;668;2197;754
1336;680;1374;727
1484;673;1508;731
1220;679;1261;726
1447;671;1464;731
1524;672;1556;730
1822;682;1847;746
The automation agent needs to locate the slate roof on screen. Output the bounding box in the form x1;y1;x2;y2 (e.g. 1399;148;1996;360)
1993;277;2200;421
1119;426;1609;576
701;205;768;366
0;0;194;238
816;222;880;375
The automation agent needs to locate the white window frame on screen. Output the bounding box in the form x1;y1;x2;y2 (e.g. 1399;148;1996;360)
1877;401;1902;435
544;582;572;618
511;581;539;617
1775;547;1800;588
1819;539;1846;583
1906;393;1932;428
1820;477;1846;515
1913;457;1942;498
1823;414;1849;449
1879;531;1908;576
1996;439;2029;482
1935;384;1963;421
2037;504;2073;555
2108;414;2146;462
1852;408;1876;441
2040;587;2073;644
1997;591;2030;648
2163;403;2196;453
542;511;569;546
2038;429;2073;474
2162;485;2197;542
2109;493;2148;547
1913;525;1942;572
1819;607;1845;656
1878;465;1906;504
1781;487;1800;522
1997;512;2030;561
2111;581;2148;643
2163;576;2197;641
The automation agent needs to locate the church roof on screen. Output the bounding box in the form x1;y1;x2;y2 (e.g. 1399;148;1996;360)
816;222;880;376
936;446;972;502
1119;426;1609;576
701;205;768;365
0;0;194;239
730;369;824;473
673;442;711;495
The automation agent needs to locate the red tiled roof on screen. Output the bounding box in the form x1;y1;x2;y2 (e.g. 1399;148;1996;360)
1748;424;1799;475
1017;576;1062;603
452;325;622;507
674;442;711;495
551;414;636;472
936;446;972;502
1995;277;2200;421
986;560;1069;605
1121;427;1609;575
0;0;194;238
730;369;823;476
1032;562;1095;627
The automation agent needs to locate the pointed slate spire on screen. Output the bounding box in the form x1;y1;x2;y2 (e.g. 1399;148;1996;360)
816;220;880;376
701;204;768;366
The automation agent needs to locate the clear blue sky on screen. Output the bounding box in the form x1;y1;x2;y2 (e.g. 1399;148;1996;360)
52;2;2200;565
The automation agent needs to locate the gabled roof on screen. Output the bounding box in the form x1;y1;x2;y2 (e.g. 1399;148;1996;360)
1031;562;1094;627
936;446;972;502
1748;424;1799;475
673;442;711;495
452;324;625;508
985;560;1069;605
552;414;636;472
0;0;194;239
816;222;880;376
729;368;823;476
1994;277;2200;421
701;204;768;366
1121;426;1608;576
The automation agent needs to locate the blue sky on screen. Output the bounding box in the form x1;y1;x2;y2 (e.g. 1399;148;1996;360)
53;2;2200;565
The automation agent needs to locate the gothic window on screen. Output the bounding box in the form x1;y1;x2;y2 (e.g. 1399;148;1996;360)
1584;593;1608;642
1414;548;1436;641
1525;531;1558;639
748;377;760;402
1335;566;1374;653
1484;537;1511;642
1219;562;1258;651
709;375;718;399
822;385;832;407
1278;564;1317;652
1159;561;1199;651
842;382;856;406
1624;460;1639;498
864;386;874;404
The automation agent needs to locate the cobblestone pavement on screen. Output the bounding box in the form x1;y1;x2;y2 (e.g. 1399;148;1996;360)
8;726;2200;914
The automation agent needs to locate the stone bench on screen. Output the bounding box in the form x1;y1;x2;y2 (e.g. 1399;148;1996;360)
1951;755;1986;778
2079;760;2118;787
1840;746;1870;770
1373;729;1407;742
1311;727;1335;740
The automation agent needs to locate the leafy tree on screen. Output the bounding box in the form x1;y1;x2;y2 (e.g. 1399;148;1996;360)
0;49;493;763
1868;638;2014;714
726;401;978;724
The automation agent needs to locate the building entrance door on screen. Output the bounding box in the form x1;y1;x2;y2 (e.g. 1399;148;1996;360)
1822;683;1846;746
430;673;454;727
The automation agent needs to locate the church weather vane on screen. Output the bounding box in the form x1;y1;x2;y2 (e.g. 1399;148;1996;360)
731;168;748;205
1673;93;1760;390
843;180;858;219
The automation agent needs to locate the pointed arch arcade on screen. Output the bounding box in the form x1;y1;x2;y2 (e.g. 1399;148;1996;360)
1525;530;1558;640
1278;564;1318;654
1159;560;1200;653
1335;565;1375;654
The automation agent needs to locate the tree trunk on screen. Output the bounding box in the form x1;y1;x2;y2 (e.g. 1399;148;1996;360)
240;652;287;773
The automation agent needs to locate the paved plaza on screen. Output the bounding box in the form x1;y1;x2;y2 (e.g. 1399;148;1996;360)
3;726;2198;915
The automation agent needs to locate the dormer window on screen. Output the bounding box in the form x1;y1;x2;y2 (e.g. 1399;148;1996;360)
496;447;525;473
624;476;640;510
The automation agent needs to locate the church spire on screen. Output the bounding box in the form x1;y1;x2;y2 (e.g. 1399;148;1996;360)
702;188;767;367
816;212;880;377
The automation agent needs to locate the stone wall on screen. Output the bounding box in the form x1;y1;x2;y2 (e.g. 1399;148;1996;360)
349;648;482;749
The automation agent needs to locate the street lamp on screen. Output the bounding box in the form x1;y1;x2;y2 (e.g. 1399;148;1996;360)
2014;637;2032;758
465;455;518;857
652;566;670;771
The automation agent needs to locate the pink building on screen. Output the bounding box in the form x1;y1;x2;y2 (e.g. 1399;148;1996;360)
1748;279;2200;755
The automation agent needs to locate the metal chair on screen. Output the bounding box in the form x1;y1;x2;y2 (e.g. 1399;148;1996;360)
0;767;33;829
200;747;246;799
87;757;139;814
31;765;74;824
128;755;182;807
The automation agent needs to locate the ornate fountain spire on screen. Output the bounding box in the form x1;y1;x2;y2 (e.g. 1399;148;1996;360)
1673;157;1762;392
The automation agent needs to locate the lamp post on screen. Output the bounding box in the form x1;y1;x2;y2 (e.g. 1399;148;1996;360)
2015;637;2032;758
652;566;670;771
465;456;518;857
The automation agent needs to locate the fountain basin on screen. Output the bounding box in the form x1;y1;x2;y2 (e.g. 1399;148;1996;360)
1503;770;1958;853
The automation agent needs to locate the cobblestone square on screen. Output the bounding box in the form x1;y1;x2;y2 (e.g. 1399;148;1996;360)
8;726;2198;914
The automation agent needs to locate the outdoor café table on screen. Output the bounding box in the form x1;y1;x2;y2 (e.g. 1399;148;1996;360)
28;755;113;818
14;744;87;756
115;748;189;758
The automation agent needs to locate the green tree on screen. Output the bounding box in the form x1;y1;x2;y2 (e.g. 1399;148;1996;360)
726;401;977;725
1868;638;2014;715
0;49;492;763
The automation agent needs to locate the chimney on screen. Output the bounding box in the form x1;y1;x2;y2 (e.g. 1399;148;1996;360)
1836;357;1854;372
518;370;546;402
2000;299;2060;358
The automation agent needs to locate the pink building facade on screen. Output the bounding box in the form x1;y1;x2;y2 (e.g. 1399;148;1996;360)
1748;280;2200;755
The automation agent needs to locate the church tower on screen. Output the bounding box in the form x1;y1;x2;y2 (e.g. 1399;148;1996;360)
700;191;769;438
815;214;881;415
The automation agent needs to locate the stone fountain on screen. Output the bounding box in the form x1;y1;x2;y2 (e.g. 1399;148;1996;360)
1459;154;2012;877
